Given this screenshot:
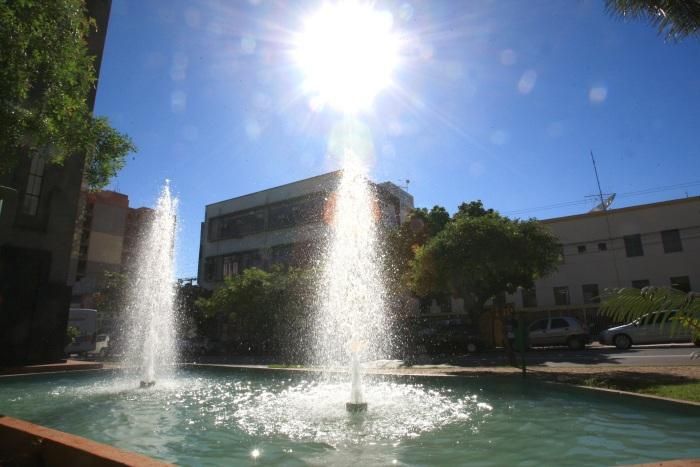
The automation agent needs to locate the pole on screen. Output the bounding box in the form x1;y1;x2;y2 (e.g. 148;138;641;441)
590;150;622;288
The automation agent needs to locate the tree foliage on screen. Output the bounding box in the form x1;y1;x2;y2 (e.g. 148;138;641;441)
91;270;128;318
196;267;315;360
408;201;560;314
0;0;134;189
605;0;700;40
601;286;700;336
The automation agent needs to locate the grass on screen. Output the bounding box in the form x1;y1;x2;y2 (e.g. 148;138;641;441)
580;375;700;403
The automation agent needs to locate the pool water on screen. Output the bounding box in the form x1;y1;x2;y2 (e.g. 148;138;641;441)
0;367;698;466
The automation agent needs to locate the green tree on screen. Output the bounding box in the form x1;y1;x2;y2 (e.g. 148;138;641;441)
0;0;135;189
196;267;315;361
605;0;700;40
409;203;560;315
601;286;700;341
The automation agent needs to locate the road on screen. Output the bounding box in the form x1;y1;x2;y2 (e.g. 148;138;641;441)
426;344;700;368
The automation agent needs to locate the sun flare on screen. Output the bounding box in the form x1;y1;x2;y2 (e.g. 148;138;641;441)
295;2;399;114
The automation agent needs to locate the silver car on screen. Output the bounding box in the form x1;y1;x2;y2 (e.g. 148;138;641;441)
528;317;590;350
599;311;695;350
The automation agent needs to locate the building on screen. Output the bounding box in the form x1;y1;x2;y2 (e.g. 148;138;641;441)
70;191;153;308
511;196;700;310
0;0;112;365
198;171;413;289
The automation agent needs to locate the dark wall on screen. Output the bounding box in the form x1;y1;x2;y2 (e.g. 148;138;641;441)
0;0;112;366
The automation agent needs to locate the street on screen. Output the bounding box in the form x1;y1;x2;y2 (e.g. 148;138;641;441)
427;344;700;368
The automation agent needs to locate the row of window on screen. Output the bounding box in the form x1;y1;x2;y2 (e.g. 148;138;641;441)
521;275;692;307
203;242;317;281
573;229;684;258
208;194;326;242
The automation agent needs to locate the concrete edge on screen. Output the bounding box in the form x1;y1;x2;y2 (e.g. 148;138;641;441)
0;367;113;379
0;415;172;467
0;362;103;376
190;363;700;408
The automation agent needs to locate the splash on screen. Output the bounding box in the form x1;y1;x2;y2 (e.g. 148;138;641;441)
122;181;179;384
314;150;390;407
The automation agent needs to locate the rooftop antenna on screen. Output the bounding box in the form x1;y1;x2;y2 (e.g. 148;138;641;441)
590;150;606;211
590;150;621;287
397;179;410;191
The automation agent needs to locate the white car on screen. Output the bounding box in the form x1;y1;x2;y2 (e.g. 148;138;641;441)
87;334;110;358
599;311;697;350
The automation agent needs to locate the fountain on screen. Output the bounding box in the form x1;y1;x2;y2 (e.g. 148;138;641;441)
314;149;390;413
122;181;179;387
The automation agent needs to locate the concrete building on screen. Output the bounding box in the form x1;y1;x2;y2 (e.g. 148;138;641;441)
511;196;700;311
70;191;152;307
198;171;413;289
0;0;112;365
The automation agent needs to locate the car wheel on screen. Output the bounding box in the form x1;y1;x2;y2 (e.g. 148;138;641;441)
613;334;632;350
466;342;478;353
567;336;584;351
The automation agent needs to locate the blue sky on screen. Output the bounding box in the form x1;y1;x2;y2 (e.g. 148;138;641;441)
95;0;700;278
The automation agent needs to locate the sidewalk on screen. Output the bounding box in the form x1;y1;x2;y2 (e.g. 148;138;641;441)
0;359;102;376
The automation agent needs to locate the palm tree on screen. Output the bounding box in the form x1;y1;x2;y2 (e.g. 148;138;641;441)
605;0;700;40
601;286;700;342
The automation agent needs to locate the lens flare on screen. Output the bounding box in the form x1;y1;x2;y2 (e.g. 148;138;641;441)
295;2;399;113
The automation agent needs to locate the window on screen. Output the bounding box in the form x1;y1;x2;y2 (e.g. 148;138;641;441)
631;279;650;289
21;155;45;215
521;287;537;308
529;320;547;331
661;229;682;253
222;255;238;278
581;284;600;304
577;245;587;254
204;257;219;281
597;242;607;251
623;234;644;257
557;244;565;264
553;286;570;306
670;276;691;293
550;318;569;329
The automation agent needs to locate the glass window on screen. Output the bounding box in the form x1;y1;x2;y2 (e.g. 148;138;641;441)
577;245;586;254
521;287;537;308
597;242;607;251
623;234;644;257
670;276;691;293
222;255;238;278
632;279;650;289
529;320;547;331
581;284;600;304
21;154;45;215
553;286;570;306
550;318;569;329
557;244;565;264
661;229;682;253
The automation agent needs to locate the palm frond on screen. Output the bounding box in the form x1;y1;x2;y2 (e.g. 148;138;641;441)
605;0;700;40
600;286;700;334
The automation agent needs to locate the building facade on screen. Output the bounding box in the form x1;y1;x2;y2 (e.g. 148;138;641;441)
0;0;112;365
511;196;700;310
70;191;152;307
198;171;413;290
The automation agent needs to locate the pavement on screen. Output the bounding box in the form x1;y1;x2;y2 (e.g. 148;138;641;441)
411;343;700;368
0;359;102;376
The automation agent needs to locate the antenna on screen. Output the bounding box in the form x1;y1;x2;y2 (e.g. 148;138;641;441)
590;150;606;211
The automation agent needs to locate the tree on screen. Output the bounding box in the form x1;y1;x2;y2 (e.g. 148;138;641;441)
0;0;135;189
409;203;561;315
601;286;700;340
196;266;315;361
605;0;700;40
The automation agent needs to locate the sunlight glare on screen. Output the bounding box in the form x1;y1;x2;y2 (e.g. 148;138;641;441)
295;2;399;113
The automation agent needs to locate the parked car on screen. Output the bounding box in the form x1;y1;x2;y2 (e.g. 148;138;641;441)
527;317;590;350
87;334;110;358
413;318;483;355
599;311;697;350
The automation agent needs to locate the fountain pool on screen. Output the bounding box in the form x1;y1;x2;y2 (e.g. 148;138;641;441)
1;367;698;466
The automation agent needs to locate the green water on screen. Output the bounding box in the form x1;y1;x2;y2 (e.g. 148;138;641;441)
0;368;698;466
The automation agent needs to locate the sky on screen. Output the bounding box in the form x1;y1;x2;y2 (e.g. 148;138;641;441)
94;0;700;278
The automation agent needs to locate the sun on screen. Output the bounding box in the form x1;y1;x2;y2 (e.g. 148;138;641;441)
294;1;399;114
